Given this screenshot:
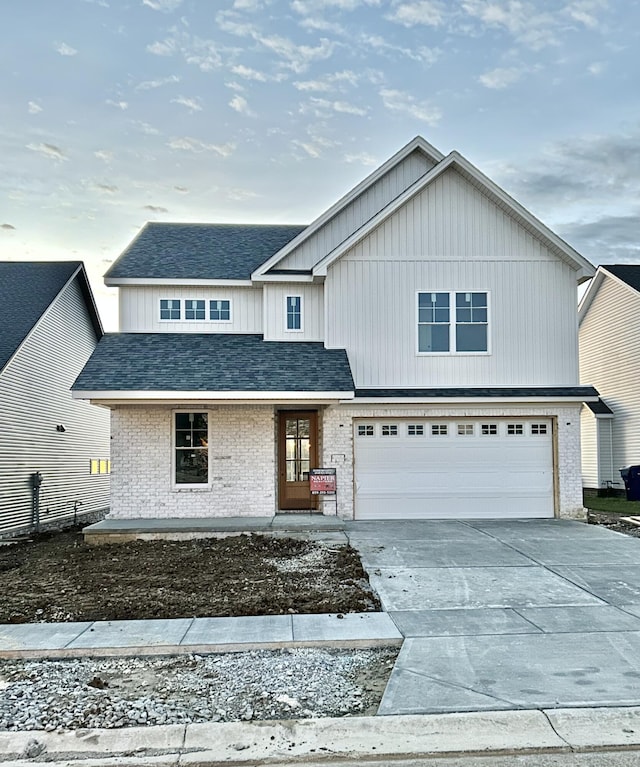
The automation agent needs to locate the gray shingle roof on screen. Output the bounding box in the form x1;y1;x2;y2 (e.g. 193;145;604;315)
0;261;86;372
355;387;600;398
73;334;355;393
586;398;614;415
603;264;640;293
105;223;307;281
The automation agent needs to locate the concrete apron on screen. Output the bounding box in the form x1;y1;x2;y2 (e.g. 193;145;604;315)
5;707;640;765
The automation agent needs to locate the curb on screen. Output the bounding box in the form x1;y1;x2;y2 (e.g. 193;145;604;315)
4;707;640;765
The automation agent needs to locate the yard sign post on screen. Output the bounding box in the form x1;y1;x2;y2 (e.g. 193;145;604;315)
309;468;338;516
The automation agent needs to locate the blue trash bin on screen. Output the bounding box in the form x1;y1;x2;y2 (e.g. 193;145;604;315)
620;466;640;501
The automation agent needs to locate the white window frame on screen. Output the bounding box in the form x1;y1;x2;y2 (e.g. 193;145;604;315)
407;424;425;436
416;290;491;356
285;295;303;332
457;424;474;436
431;424;448;436
172;410;211;490
185;299;206;321
381;424;399;437
159;299;181;321
357;424;375;437
210;299;232;323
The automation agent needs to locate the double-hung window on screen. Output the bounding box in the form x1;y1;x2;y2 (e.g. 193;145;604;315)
210;300;230;321
160;299;181;320
286;296;302;331
185;300;205;320
174;412;208;485
418;291;488;353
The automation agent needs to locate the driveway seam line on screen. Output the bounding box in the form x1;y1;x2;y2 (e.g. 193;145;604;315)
511;608;546;633
540;709;574;751
395;667;520;709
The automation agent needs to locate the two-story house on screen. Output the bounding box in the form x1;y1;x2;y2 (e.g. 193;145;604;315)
72;136;597;521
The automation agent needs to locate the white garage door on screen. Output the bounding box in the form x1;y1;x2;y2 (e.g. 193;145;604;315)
354;419;554;519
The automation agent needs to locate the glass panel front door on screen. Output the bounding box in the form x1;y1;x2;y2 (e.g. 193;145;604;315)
278;411;318;510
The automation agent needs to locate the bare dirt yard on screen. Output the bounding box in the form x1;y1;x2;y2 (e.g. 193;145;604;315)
588;511;640;538
0;530;381;623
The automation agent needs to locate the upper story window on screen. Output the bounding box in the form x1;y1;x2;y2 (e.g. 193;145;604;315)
160;299;181;320
185;300;206;320
210;300;231;321
286;296;302;331
418;292;488;353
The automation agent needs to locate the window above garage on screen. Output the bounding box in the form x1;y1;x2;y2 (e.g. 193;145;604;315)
417;291;489;354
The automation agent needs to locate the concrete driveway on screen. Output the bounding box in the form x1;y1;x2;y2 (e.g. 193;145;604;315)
345;518;640;716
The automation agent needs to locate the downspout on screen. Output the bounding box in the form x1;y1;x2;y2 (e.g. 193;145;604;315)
31;472;43;533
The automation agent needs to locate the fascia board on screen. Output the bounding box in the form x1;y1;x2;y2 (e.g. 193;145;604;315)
349;395;599;405
105;277;254;287
578;269;605;324
251;136;445;280
72;390;355;402
599;266;640;299
251;274;316;284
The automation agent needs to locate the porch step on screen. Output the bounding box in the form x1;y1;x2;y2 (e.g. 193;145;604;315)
82;515;346;544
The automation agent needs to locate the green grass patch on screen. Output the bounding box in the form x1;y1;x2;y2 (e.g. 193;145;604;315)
583;495;640;514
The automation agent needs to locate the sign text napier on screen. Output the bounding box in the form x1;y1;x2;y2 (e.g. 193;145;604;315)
309;468;337;495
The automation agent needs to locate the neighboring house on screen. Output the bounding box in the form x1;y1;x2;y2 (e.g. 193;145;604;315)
0;262;110;535
73;136;597;521
579;264;640;492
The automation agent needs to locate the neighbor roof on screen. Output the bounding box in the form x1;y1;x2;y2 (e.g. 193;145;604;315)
105;223;307;282
0;261;101;373
73;333;354;394
602;265;640;293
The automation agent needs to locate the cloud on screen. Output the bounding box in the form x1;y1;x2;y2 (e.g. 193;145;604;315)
171;95;203;112
344;151;377;166
564;0;609;29
27;101;42;114
94;150;114;162
174;185;189;193
229;94;255;116
227;187;258;201
302;97;368;117
217;16;335;73
55;42;78;56
230;64;268;81
291;0;381;11
387;0;445;27
294;69;360;93
167;137;236;156
560;214;640;263
26;142;67;161
106;99;128;110
143;204;169;212
588;61;605;75
379;88;442;125
1;224;16;230
130;120;161;135
136;74;181;90
142;0;183;11
359;33;441;64
460;0;558;50
478;66;522;89
94;183;119;194
147;29;222;71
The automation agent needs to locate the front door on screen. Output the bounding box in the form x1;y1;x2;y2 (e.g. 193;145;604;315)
278;411;318;510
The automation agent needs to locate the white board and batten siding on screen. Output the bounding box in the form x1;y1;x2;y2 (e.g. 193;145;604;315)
276;150;435;270
326;168;580;388
354;418;554;519
119;285;263;333
0;277;110;535
580;274;640;484
263;284;324;341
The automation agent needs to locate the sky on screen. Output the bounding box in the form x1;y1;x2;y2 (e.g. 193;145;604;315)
2;0;640;330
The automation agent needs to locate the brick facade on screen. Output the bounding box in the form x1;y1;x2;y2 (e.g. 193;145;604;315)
109;402;584;521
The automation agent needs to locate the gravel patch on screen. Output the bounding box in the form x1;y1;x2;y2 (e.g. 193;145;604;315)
0;647;397;731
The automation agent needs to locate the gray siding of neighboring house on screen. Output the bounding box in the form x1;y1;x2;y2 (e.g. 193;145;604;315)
0;275;110;534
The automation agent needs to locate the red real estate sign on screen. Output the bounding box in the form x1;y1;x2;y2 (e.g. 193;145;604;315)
309;468;337;495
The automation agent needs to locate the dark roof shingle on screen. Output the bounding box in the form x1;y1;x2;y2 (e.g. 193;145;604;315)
73;333;354;393
603;265;640;292
105;223;307;281
355;387;600;398
0;261;82;371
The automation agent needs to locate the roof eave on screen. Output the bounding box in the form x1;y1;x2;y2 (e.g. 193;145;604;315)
72;390;355;405
105;277;254;287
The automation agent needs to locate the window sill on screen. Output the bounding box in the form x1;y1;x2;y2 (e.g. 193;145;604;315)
416;351;492;357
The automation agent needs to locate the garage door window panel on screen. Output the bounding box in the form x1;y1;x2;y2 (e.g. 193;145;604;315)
408;424;424;436
431;424;448;436
382;424;398;436
481;424;498;436
458;424;474;436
